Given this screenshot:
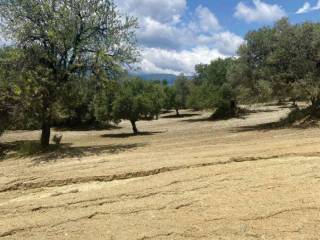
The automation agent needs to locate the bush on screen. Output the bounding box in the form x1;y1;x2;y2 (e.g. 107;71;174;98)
285;108;308;124
279;106;320;128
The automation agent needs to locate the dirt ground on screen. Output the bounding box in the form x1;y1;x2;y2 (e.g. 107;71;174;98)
1;104;320;240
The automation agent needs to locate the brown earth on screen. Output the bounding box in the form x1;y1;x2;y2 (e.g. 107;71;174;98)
1;104;320;240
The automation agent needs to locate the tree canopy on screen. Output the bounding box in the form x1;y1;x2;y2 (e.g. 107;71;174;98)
236;18;320;109
188;58;238;117
0;0;138;147
112;78;163;134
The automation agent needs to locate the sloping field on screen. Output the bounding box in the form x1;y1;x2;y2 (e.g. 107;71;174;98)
1;105;320;239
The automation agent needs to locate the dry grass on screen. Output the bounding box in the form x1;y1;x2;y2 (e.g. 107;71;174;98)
1;105;320;239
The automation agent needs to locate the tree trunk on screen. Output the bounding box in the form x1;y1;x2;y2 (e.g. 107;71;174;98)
175;108;180;116
230;100;237;114
292;99;297;108
277;98;284;105
130;120;138;135
40;97;52;149
41;118;51;148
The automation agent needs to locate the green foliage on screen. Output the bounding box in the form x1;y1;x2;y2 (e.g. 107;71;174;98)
187;84;208;110
92;79;120;125
111;78;163;133
16;141;60;157
145;82;165;118
285;108;309;124
17;142;46;156
171;74;190;115
57;77;97;127
0;47;25;135
0;0;139;147
236;18;320;108
190;58;238;117
162;85;176;110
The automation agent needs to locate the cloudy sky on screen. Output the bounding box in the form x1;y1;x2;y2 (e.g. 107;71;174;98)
115;0;320;75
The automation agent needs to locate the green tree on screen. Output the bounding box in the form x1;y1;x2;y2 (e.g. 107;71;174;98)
0;0;138;148
112;78;162;134
233;26;276;102
173;74;190;116
163;85;176;111
191;58;238;117
144;81;164;120
236;18;320;111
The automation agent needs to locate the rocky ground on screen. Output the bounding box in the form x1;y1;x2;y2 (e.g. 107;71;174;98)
1;104;320;239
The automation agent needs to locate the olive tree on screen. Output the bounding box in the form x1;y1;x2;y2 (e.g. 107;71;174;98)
190;58;238;117
112;78;162;134
0;0;138;148
236;18;320;110
173;74;190;116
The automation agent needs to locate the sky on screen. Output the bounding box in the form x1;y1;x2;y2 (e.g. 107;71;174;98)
1;0;320;76
114;0;320;75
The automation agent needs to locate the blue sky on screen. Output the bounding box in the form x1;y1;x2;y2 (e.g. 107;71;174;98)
115;0;320;75
191;1;320;36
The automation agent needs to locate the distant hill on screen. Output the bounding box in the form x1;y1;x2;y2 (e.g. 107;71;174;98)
130;73;192;85
130;73;177;85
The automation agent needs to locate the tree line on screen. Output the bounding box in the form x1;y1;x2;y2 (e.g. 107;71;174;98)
1;1;320;149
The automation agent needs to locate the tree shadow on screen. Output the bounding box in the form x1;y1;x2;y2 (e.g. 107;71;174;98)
230;122;282;133
232;106;320;133
55;124;122;132
161;110;173;114
244;108;278;114
0;140;146;163
162;113;201;119
181;107;279;123
230;119;316;133
181;114;248;123
101;131;165;139
181;117;214;123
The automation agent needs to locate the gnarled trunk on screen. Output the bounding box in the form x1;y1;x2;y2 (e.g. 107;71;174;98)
130;120;138;135
175;108;180;116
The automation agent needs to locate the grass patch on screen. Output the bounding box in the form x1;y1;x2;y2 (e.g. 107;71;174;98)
16;141;60;157
0;141;60;160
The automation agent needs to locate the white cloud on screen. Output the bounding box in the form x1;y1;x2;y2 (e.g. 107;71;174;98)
137;17;195;50
296;1;320;14
115;0;243;75
115;0;186;23
195;5;221;32
140;47;227;75
296;2;312;14
235;0;286;23
139;29;244;75
197;31;244;55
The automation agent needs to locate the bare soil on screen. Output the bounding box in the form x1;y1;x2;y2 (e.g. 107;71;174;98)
1;104;320;239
